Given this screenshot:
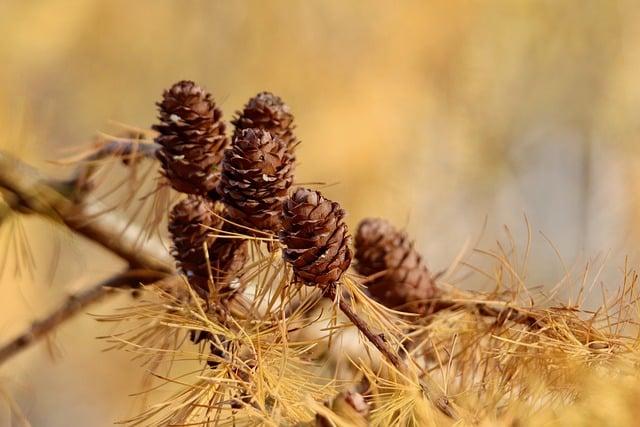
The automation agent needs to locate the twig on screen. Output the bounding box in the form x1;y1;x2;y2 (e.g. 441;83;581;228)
0;270;173;365
0;151;172;273
424;297;543;329
323;284;404;370
69;136;159;195
324;285;459;419
87;138;158;163
0;151;176;364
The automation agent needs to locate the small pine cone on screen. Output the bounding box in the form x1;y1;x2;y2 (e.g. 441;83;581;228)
169;195;221;292
218;128;293;234
169;196;247;294
154;80;228;196
208;229;248;286
232;92;297;154
279;188;352;286
354;218;437;314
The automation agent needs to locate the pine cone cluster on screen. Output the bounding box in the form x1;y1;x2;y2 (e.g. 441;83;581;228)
279;188;352;286
218;128;294;234
354;218;437;314
168;195;246;295
154;80;228;196
232;92;297;154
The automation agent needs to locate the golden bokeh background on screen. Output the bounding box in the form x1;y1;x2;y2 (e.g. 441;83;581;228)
1;1;640;425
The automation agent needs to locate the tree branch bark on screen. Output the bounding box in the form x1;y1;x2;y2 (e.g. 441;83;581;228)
0;270;175;365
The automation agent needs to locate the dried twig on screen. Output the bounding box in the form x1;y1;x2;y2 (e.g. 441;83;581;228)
324;284;404;370
68;136;159;195
0;150;178;364
85;137;158;163
0;270;174;365
425;297;543;329
323;286;460;420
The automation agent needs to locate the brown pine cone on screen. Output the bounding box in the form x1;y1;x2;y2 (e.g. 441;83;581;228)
169;196;247;295
153;80;228;196
279;188;352;286
169;195;220;293
218;128;293;234
232;92;297;154
208;227;248;288
354;218;437;314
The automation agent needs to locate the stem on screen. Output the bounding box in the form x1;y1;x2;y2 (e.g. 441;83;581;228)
425;297;542;329
325;285;459;419
0;270;172;365
70;138;159;195
0;151;173;273
0;150;176;364
324;284;404;370
89;139;159;162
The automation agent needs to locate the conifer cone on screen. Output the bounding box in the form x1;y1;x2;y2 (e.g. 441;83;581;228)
232;92;297;154
208;229;248;287
279;188;352;286
154;80;228;196
168;196;247;295
218;128;293;234
354;218;437;314
169;195;220;293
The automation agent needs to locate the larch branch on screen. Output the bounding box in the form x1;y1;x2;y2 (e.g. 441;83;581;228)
0;270;176;365
0;151;172;273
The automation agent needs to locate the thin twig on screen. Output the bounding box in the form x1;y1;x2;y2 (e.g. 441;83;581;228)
323;284;404;370
86;138;158;163
0;270;174;365
324;285;459;419
424;297;543;329
68;137;159;195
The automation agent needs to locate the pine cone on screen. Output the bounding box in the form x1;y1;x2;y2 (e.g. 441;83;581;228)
232;92;297;154
279;188;352;286
169;196;247;295
154;80;228;196
169;195;220;292
208;227;248;287
354;218;437;314
218;128;293;234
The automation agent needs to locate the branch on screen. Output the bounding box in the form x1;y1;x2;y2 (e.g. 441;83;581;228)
324;285;460;420
87;138;159;163
424;297;543;329
0;151;173;273
0;150;178;364
68;137;160;195
323;284;404;370
0;270;174;365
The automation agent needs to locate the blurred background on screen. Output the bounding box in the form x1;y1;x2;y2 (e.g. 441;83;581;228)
1;1;640;425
